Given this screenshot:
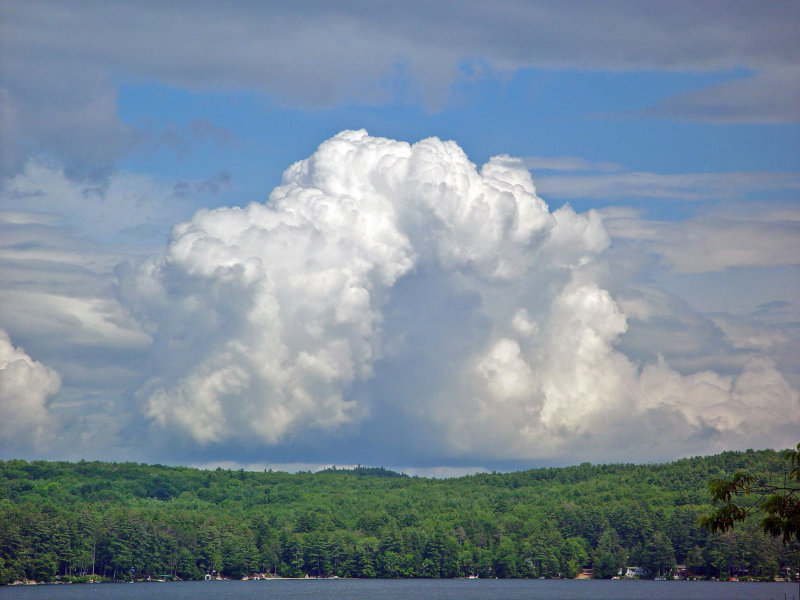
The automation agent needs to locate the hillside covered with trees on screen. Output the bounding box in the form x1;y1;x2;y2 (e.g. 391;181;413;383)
1;450;798;583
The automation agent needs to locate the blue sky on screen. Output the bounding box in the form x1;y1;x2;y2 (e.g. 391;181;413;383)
117;69;800;196
1;1;798;475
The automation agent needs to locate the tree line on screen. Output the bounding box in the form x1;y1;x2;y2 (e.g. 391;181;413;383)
0;450;798;583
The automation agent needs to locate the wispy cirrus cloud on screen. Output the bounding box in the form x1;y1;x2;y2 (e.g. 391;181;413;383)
533;170;800;202
601;204;800;274
508;155;624;173
0;159;215;245
641;67;800;124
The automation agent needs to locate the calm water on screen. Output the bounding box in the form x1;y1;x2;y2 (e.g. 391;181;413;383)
1;579;798;600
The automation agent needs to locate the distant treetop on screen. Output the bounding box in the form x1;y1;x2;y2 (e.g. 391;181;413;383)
318;465;407;478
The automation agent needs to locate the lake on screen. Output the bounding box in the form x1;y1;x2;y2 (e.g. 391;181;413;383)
2;579;798;600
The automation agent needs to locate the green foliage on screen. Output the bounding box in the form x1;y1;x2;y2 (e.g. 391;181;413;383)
701;443;800;546
0;449;797;583
641;531;676;576
592;529;625;578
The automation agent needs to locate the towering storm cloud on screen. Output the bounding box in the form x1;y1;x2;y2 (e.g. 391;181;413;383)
119;131;799;461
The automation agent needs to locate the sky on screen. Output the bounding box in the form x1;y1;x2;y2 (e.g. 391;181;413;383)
1;1;799;476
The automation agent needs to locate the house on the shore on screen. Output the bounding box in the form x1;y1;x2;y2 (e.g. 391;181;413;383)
624;566;647;578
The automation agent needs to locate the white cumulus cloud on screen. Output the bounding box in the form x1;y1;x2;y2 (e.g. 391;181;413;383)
119;130;800;461
0;329;61;451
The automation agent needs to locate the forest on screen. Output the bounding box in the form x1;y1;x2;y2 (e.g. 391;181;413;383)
1;449;798;584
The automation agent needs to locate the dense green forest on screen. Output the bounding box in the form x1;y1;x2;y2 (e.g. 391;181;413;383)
1;450;798;584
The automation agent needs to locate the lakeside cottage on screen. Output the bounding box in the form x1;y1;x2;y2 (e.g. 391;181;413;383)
625;567;647;578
